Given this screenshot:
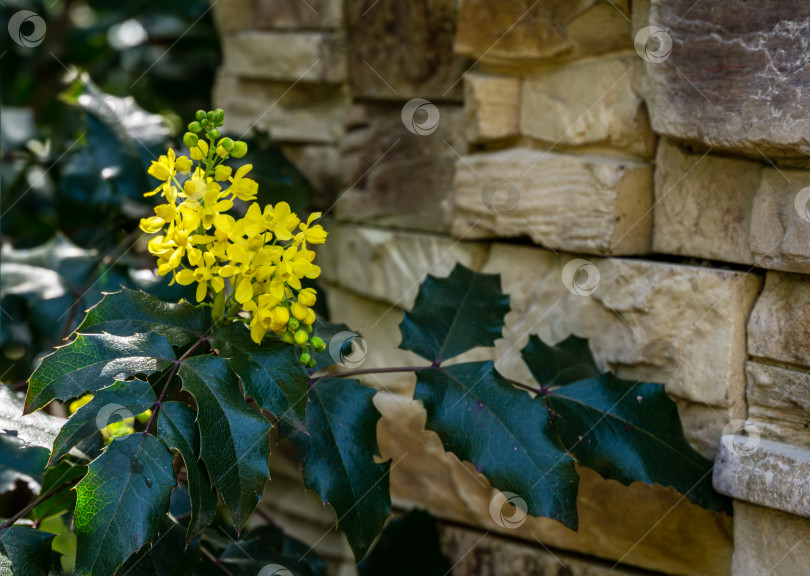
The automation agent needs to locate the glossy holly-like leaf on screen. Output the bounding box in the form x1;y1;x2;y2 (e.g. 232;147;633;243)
73;433;176;576
0;434;48;495
415;362;580;529
521;334;599;388
0;526;55;576
214;324;309;430
544;372;731;513
281;378;390;559
158;401;218;540
0;385;65;450
178;355;271;532
118;516;201;576
79;288;206;346
399;264;509;363
358;510;451;576
32;460;87;520
50;378;156;463
25;332;175;413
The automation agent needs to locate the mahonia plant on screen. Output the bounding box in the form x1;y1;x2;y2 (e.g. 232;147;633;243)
0;110;731;576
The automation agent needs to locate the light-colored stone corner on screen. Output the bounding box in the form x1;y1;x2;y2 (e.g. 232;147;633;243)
464;73;521;143
748;272;810;368
746;361;810;448
520;56;654;158
451;148;653;255
730;501;810;576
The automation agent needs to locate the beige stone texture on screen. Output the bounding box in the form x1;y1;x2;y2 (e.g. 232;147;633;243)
748;272;810;368
746;362;810;448
253;0;343;29
652;139;758;265
212;0;254;33
374;393;733;576
520;56;654;158
731;502;810;576
280;144;343;208
465;73;521;144
221;32;346;83
346;0;469;100
455;0;631;66
451;148;652;255
335;104;465;233
212;72;349;144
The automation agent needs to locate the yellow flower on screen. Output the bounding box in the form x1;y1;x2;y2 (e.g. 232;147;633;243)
214;165;232;181
176;252;224;302
190;140;209;161
298;287;317;307
227;164;258;202
295;212;328;247
68;394;93;414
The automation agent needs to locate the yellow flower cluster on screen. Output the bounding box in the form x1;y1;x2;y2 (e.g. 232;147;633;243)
139;110;327;359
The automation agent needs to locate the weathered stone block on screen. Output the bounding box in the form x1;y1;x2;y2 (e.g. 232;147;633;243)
731;502;810;576
212;72;349;144
639;0;810;162
212;0;254;33
652;139;758;265
451;148;652;255
748;272;810;368
455;0;631;65
746;362;810;448
335;104;465;234
465;74;521;144
374;393;733;576
346;0;469;100
521;56;654;158
253;0;343;29
221;32;346;83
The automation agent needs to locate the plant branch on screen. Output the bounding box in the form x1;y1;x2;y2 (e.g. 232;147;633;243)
0;478;77;531
309;365;425;383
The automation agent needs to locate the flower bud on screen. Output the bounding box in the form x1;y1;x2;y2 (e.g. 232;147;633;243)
287;317;300;332
294;329;309;346
218;137;235;151
216;145;228;158
209;128;220;140
183;132;198;147
300;352;312;365
311;337;325;352
282;331;295;344
214;165;232;182
231;140;248;158
206;111;216;121
303;323;313;334
215;108;225;123
298;287;317;307
188;121;202;133
195;110;206;121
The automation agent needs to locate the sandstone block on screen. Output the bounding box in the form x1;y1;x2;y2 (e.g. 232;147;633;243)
639;0;810;162
451;149;653;255
464;74;521;144
213;72;349;144
748;272;810;368
212;0;254;33
520;56;654;158
746;362;810;448
455;0;631;65
731;502;810;576
335;104;465;234
253;0;343;29
222;32;346;83
346;0;468;100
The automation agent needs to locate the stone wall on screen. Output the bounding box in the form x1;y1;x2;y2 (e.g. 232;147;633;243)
213;1;810;574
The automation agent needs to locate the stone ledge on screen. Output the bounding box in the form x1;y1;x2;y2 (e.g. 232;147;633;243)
714;437;810;519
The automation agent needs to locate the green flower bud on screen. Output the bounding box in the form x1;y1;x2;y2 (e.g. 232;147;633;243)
195;110;206;121
307;358;317;369
303;324;313;335
183;132;198;147
206;111;216;121
215;108;225;123
300;352;312;365
310;336;325;352
294;329;309;346
209;128;220;140
201;119;210;128
188;121;202;133
287;317;300;332
219;137;235;151
282;331;295;344
231;140;248;158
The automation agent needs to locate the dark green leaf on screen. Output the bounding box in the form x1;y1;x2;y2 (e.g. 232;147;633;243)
79;289;206;346
0;388;65;450
32;461;87;521
0;434;48;495
214;324;309;430
25;332;175;413
544;372;731;513
178;356;271;532
281;378;390;559
310;319;354;371
118;517;201;576
73;433;176;576
358;510;451;576
399;264;509;363
1;233;96;289
415;362;579;529
158;402;218;540
521;334;599;388
0;526;55;576
50;378;156;463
